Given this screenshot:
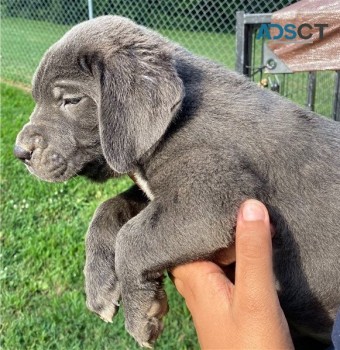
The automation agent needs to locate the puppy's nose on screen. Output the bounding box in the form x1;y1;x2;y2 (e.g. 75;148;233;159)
14;145;32;162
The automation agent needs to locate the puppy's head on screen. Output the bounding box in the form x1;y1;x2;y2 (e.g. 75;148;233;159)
14;16;184;182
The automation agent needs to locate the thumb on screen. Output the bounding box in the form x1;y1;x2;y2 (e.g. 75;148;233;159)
234;200;278;310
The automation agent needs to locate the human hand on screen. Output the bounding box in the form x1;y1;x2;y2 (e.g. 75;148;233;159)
171;199;294;350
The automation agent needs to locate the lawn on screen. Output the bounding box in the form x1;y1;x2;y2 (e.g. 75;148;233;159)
1;18;72;85
0;82;198;349
1;17;235;85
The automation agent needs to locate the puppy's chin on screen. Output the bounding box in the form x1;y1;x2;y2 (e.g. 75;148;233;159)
78;157;117;182
25;156;116;183
25;162;73;183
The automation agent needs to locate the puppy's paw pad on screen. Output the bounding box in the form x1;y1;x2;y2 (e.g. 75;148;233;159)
86;278;121;321
98;302;119;323
130;317;164;348
122;278;168;345
147;297;168;318
86;286;121;322
141;342;154;349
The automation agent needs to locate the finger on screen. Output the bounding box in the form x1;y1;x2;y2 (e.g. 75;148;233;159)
234;200;278;309
213;221;275;267
171;260;222;280
171;260;224;296
172;263;235;350
171;259;236;314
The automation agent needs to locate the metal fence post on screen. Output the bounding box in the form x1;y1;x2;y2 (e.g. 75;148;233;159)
235;11;245;75
333;71;340;121
88;0;93;19
306;72;316;111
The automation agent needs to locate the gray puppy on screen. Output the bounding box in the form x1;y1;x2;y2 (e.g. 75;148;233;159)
14;16;340;348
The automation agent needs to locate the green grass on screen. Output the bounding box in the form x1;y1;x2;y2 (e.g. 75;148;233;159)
160;28;235;67
1;18;72;84
1;17;235;85
0;82;198;349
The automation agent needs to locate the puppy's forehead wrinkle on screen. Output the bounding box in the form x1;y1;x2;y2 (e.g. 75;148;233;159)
32;15;174;105
54;80;84;89
33;50;69;102
32;51;53;101
53;81;87;98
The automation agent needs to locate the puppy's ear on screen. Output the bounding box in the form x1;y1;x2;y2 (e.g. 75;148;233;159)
98;47;184;173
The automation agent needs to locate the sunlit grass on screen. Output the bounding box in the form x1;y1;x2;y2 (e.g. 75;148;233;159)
1;17;235;85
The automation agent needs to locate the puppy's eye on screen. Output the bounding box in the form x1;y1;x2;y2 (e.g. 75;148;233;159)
63;97;82;105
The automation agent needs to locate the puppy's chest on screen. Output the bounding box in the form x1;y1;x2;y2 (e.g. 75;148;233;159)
131;170;155;201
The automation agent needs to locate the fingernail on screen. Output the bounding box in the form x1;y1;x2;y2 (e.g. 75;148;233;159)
241;200;266;221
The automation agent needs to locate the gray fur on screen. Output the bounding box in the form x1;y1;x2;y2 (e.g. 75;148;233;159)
14;15;340;348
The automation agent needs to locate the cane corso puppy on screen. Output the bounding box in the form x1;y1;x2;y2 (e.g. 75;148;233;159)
14;15;340;348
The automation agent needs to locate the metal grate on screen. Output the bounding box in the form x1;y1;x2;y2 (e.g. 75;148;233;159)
235;12;339;119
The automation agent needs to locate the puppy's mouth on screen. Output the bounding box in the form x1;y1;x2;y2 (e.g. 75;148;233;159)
16;138;116;183
23;155;118;186
25;159;69;182
23;159;32;166
23;148;73;182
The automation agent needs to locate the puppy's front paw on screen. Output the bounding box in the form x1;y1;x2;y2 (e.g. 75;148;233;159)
123;282;169;347
86;281;121;323
84;258;121;323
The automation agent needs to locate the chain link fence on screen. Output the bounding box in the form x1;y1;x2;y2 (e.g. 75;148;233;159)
1;0;335;117
2;0;297;83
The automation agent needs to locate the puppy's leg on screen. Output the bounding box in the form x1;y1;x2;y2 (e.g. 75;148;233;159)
85;185;148;322
115;200;235;347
